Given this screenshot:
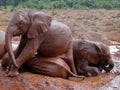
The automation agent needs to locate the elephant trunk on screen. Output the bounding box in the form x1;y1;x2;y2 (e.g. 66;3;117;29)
104;60;114;72
5;30;18;68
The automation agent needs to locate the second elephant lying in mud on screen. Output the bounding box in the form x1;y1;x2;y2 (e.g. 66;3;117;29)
2;39;114;78
73;39;114;76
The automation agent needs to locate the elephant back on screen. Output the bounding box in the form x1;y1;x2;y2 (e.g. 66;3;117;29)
24;56;71;78
39;20;73;57
44;20;72;41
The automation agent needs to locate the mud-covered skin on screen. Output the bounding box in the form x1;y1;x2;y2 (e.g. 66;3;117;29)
2;54;84;79
5;10;76;76
0;30;6;59
2;39;114;77
73;39;114;76
24;56;84;79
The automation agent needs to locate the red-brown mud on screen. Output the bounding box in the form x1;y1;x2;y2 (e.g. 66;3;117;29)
0;49;119;90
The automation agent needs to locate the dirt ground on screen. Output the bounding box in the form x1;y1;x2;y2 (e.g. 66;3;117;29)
0;9;120;90
0;9;120;42
46;9;120;43
0;52;119;90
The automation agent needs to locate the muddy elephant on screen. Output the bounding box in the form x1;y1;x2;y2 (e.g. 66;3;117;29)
0;30;18;59
2;54;84;79
5;10;76;76
73;39;114;76
0;30;6;59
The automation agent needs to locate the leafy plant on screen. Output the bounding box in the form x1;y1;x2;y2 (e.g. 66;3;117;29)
0;0;120;10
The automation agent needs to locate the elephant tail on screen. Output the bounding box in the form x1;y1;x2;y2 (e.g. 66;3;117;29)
68;70;85;80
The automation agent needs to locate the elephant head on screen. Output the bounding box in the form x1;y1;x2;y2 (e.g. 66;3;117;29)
95;43;114;72
5;10;51;67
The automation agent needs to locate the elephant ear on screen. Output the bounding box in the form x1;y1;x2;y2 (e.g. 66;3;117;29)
95;43;110;64
78;41;99;64
94;43;103;56
95;43;109;56
94;42;109;63
27;11;51;38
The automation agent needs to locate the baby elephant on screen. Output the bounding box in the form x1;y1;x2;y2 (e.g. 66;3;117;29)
73;39;114;77
2;54;84;79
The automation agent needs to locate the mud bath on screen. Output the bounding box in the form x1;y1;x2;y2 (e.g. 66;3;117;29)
0;67;117;90
0;43;119;90
0;10;120;90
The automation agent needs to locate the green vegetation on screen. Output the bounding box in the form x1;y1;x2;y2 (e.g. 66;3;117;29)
0;0;120;11
112;13;120;18
0;17;9;22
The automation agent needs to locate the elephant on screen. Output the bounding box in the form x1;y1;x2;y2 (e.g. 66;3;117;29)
0;30;19;59
2;54;84;79
73;39;114;76
5;10;76;76
0;30;6;59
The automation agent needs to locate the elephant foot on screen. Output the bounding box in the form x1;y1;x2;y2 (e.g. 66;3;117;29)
87;69;99;77
8;66;19;77
5;66;10;73
8;69;19;77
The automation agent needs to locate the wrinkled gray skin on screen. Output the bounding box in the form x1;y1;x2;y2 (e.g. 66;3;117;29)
0;30;6;59
5;10;76;77
73;39;114;77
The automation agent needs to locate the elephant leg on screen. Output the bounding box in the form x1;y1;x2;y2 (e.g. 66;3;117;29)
96;66;103;73
61;41;77;74
2;53;25;73
1;53;9;68
0;45;6;59
3;36;26;74
1;53;12;73
89;63;104;73
86;66;100;76
8;38;40;76
77;59;100;76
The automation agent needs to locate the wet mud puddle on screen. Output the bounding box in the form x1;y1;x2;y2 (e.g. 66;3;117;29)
0;41;119;90
73;43;120;90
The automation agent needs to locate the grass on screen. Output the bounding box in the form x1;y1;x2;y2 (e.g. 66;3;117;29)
112;13;120;18
0;17;9;22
